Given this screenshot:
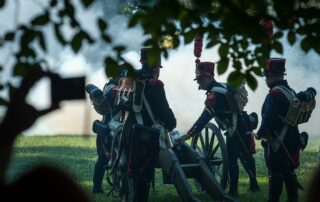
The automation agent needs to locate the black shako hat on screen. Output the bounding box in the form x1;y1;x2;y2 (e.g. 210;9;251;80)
263;58;286;77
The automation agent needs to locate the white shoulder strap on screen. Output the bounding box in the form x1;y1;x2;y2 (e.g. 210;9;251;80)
103;84;116;95
142;94;156;124
269;86;296;152
272;86;295;102
210;83;227;94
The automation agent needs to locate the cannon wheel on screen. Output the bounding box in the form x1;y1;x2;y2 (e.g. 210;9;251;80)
191;122;228;189
107;126;134;201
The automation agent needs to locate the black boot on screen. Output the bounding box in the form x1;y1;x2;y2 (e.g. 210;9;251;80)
249;177;260;192
241;155;260;192
134;178;150;202
248;158;260;192
284;172;298;202
268;174;283;202
92;156;107;193
228;164;239;197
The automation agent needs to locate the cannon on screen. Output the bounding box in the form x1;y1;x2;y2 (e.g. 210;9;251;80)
191;122;229;189
85;83;232;201
106;121;234;202
158;123;232;202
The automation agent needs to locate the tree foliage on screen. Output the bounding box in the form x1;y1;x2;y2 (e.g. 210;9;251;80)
0;0;319;106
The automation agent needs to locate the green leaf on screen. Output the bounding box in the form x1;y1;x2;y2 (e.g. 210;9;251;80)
147;48;161;66
287;31;296;46
71;32;82;53
206;39;217;49
183;30;196;44
0;0;5;8
31;12;50;26
251;67;263;76
79;30;94;44
128;14;140;28
241;39;249;49
218;43;229;58
18;46;36;58
13;62;28;76
143;38;155;47
273;41;283;54
227;71;245;88
102;34;111;43
20;30;37;47
301;37;311;53
81;0;94;8
104;57;119;78
4;32;15;41
163;49;168;59
244;58;252;67
54;23;67;45
233;60;242;70
37;31;47;52
217;58;229;75
245;72;258;90
273;31;283;39
50;0;57;7
97;18;107;32
315;44;320;54
113;45;126;53
64;0;75;18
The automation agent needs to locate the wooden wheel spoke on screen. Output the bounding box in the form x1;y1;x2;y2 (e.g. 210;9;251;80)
210;143;220;159
205;127;209;156
208;131;215;154
199;133;205;154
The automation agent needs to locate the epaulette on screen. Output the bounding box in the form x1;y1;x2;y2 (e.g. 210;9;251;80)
270;88;282;96
205;92;216;108
149;79;164;86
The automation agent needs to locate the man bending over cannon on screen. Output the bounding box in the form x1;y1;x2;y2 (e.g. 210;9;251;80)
180;61;260;196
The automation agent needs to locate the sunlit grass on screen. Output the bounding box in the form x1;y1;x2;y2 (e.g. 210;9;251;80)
6;135;320;202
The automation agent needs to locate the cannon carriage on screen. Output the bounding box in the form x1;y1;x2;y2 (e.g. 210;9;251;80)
105;121;234;202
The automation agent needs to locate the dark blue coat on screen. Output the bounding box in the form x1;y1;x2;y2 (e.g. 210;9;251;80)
257;80;300;168
188;81;234;136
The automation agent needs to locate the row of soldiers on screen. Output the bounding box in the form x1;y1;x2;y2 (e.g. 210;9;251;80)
88;47;316;202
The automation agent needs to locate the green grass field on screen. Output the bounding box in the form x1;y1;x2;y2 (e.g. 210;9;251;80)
6;135;320;202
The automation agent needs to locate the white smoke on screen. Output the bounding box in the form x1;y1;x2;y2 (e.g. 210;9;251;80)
1;1;319;136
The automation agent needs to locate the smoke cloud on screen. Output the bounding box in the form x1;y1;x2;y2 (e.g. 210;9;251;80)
1;1;319;136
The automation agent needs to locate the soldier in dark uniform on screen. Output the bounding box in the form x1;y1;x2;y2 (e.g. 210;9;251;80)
256;58;317;202
90;68;123;193
237;111;260;192
119;48;176;202
180;62;260;196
